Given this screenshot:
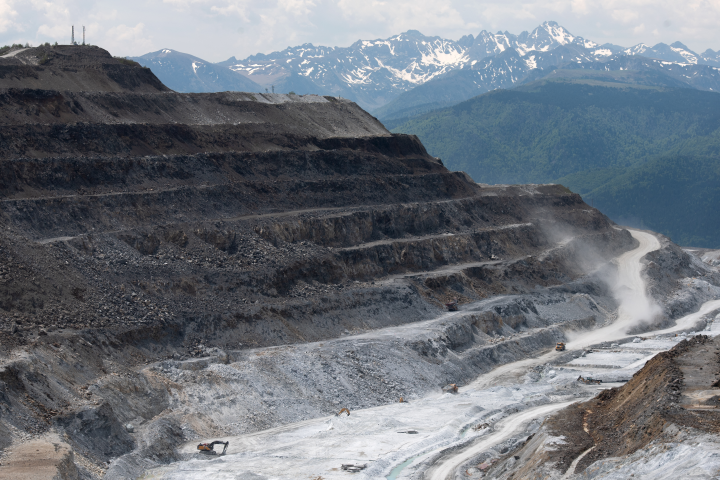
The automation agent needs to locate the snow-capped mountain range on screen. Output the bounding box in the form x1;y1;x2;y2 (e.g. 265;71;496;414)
131;21;720;117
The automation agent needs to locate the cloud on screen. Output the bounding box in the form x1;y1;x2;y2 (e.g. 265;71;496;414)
103;22;154;52
278;0;316;16
37;23;70;39
570;0;591;15
210;3;250;22
611;9;639;24
0;0;18;33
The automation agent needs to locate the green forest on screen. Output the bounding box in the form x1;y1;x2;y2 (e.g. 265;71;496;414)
391;79;720;247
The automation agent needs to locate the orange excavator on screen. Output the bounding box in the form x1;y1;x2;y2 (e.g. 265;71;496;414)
197;441;229;455
337;408;350;416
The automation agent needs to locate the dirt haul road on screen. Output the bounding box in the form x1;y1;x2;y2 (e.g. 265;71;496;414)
426;402;576;480
466;228;661;391
566;229;661;350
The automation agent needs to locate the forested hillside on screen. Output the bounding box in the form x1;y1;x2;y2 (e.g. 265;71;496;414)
392;79;720;247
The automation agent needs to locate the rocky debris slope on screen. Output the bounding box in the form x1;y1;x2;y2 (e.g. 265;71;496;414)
0;45;168;93
0;45;711;478
484;334;720;479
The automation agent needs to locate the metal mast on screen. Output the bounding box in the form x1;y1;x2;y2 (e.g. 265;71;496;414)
71;26;74;45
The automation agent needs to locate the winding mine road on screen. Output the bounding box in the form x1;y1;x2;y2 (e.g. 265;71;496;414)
464;229;661;391
426;402;576;480
566;229;661;349
428;229;712;478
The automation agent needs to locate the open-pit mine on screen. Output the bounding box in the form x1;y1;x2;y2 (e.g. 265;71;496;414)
0;45;719;480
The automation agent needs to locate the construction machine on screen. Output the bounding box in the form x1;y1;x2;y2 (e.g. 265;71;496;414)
337;407;350;416
445;299;459;311
341;464;367;472
577;375;602;385
197;441;229;455
442;383;459;394
555;342;566;351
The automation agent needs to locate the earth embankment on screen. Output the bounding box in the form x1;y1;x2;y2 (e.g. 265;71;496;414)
483;334;720;479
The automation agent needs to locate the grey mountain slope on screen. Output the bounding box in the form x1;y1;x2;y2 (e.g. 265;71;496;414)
130;49;261;93
700;49;720;67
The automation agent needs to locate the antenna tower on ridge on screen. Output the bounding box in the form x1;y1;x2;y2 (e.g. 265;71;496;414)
71;26;75;45
82;26;85;45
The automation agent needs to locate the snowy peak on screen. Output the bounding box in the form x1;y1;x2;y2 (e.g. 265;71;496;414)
220;29;475;108
592;43;625;57
467;31;515;60
624;42;700;65
668;42;699;64
464;22;597;60
514;21;583;55
700;49;720;67
625;44;650;56
532;21;576;46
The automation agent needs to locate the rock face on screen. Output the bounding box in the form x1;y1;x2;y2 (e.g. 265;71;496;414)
0;45;670;477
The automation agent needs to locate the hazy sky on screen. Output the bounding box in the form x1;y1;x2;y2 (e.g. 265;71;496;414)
1;0;718;62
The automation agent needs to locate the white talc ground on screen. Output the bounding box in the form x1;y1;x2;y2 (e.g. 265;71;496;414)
143;380;583;480
142;230;720;480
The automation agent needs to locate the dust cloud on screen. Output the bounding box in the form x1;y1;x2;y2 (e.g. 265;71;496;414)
567;229;662;349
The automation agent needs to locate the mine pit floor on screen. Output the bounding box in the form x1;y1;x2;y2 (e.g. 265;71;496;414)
144;313;720;479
